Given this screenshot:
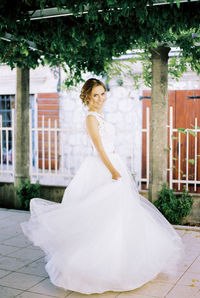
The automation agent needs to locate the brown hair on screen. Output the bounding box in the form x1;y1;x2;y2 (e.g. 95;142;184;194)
80;78;106;106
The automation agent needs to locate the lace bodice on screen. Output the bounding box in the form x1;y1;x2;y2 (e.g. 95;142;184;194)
85;111;116;156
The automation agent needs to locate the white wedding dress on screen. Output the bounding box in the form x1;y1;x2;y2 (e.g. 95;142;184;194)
21;110;185;294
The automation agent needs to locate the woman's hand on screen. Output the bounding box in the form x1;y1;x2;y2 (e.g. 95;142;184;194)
111;169;122;180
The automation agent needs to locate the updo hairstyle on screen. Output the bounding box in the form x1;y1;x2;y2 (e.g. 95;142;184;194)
80;78;106;106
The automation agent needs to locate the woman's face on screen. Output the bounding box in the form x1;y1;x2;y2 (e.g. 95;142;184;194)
88;85;106;110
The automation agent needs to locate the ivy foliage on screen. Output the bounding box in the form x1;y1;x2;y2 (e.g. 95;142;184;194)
153;182;193;225
15;178;40;210
105;46;197;89
0;0;200;86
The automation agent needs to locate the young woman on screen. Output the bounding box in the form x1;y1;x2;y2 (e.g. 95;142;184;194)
21;78;185;295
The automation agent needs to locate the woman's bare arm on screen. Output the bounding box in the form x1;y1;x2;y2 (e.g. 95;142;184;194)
86;115;121;180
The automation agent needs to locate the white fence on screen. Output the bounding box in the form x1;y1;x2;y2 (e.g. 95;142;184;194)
139;107;150;190
140;106;200;192
0;109;15;182
29;109;139;186
1;107;200;192
169;106;200;191
29;110;91;186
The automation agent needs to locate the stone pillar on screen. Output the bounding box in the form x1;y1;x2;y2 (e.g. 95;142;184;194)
149;46;170;202
14;67;30;192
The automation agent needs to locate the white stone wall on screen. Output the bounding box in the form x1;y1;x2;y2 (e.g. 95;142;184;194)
0;65;58;95
168;71;200;90
59;81;142;185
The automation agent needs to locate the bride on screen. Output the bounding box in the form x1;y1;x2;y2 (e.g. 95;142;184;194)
21;78;185;295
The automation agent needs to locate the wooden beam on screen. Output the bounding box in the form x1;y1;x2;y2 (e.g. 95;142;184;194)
29;1;199;21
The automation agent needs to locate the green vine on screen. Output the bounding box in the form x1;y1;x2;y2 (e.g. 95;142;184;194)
0;1;200;86
15;178;41;210
153;182;193;225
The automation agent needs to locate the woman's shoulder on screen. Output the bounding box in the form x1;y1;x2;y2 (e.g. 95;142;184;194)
86;111;105;131
87;111;105;119
86;112;99;127
86;111;101;121
87;111;98;116
86;112;98;120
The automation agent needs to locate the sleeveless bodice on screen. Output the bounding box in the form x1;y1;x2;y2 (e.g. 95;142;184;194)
86;111;116;156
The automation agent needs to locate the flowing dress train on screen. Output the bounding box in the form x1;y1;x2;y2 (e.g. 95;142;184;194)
21;110;185;294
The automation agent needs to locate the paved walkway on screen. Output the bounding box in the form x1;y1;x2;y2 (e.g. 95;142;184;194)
0;208;200;298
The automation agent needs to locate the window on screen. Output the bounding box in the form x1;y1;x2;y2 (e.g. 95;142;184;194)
0;95;13;164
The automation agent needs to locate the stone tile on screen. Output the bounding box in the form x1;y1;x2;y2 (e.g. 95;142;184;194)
8;247;44;261
187;258;200;273
1;228;23;240
183;241;200;248
0;208;14;212
176;271;200;287
29;278;70;297
195;255;200;260
3;234;31;248
28;244;42;250
98;292;119;297
152;271;183;284
176;260;191;272
182;240;200;247
0;218;17;229
17;260;48;277
183;245;199;251
0;209;200;298
0;218;20;226
36;256;46;263
0;269;12;278
117;292;154;297
0;285;22;297
17;292;56;298
176;230;185;237
166;284;200;298
0;272;45;290
0;244;20;256
0;232;14;243
128;281;173;297
181;254;199;262
194;288;200;297
8;212;30;222
68;291;118;297
184;250;200;260
183;234;200;241
190;249;200;256
183;231;193;235
0;256;32;271
189;235;200;242
1;225;23;236
0;212;13;220
183;231;198;237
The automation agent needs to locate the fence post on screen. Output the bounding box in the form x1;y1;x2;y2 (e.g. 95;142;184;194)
169;106;173;189
146;107;150;189
0;115;2;173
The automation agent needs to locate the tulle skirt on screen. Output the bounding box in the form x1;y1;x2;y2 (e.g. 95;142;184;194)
21;152;185;294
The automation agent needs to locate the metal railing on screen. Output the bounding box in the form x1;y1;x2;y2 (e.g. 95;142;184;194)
29;110;90;186
139;107;150;190
169;106;200;191
1;107;199;192
141;106;200;192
